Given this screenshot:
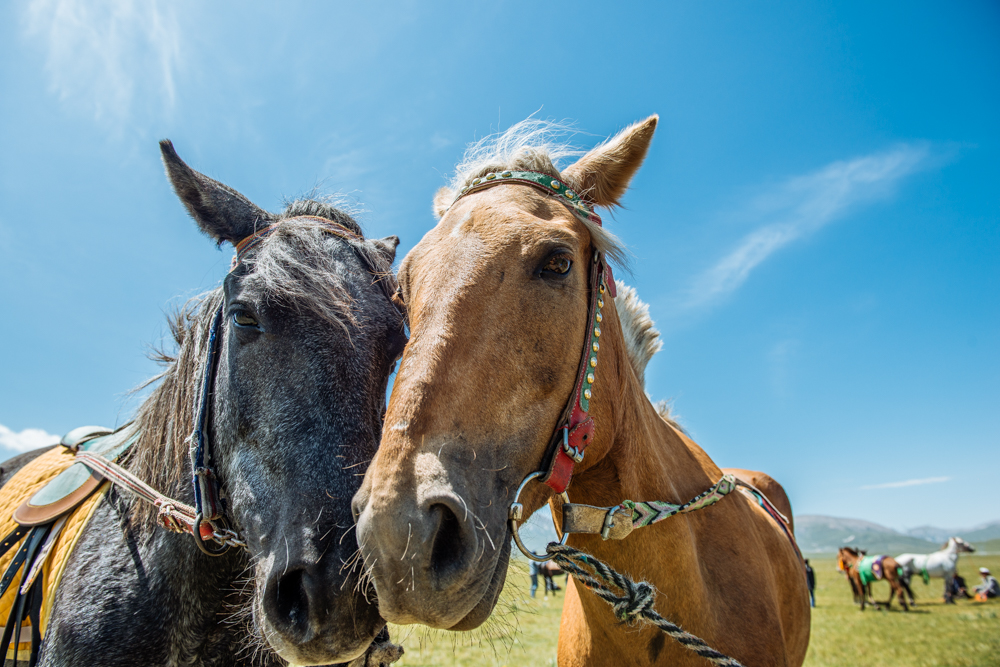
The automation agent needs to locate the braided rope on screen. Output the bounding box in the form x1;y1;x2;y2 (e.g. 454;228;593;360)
75;451;246;549
546;543;744;667
76;452;188;510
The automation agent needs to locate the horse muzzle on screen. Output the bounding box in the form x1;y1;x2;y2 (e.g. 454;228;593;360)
258;556;384;665
353;486;509;629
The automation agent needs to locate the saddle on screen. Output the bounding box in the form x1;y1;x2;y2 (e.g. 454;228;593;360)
857;555;905;587
0;426;136;664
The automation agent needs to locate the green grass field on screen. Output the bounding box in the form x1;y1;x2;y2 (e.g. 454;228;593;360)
803;553;1000;667
390;554;1000;666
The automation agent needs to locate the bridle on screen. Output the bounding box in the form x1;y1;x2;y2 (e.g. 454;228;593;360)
190;215;377;555
458;171;615;494
79;215;388;557
439;171;799;667
444;171;800;565
442;170;615;560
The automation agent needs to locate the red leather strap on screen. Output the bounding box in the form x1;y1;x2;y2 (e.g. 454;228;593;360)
198;522;216;541
542;255;609;494
447;170;614;496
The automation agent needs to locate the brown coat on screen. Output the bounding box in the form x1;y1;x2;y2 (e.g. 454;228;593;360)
354;116;810;665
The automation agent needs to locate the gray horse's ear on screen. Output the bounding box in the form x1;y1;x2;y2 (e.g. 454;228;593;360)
561;115;658;208
432;187;454;219
368;235;400;264
160;140;275;244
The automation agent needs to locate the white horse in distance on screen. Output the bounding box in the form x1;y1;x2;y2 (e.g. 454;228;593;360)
896;537;976;604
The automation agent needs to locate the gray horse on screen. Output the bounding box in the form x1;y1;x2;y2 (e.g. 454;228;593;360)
0;142;406;666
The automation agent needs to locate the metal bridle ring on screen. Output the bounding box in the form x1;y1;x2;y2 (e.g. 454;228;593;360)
193;513;232;557
508;471;569;562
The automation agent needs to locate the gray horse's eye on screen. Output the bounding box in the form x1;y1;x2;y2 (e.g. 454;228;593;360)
232;310;259;328
543;254;572;275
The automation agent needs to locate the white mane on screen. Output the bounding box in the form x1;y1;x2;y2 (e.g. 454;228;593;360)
449;119;581;192
443;119;625;266
614;280;662;386
613;280;687;433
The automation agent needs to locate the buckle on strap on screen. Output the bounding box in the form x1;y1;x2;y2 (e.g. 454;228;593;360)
562;502;635;541
561;428;584;464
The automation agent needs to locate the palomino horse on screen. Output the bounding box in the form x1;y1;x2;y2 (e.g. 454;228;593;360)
896;537;975;604
837;547;910;611
0;142;406;666
353;117;810;665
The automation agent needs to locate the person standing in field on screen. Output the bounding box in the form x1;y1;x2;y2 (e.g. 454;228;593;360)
530;560;541;598
975;567;999;599
805;559;816;607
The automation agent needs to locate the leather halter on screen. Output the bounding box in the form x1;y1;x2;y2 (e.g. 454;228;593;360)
447;170;615;495
192;215;371;555
231;215;363;265
454;174;806;576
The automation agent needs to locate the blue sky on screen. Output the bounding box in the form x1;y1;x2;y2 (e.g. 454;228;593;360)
1;1;997;531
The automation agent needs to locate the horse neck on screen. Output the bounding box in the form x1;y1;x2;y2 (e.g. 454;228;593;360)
569;302;722;515
552;305;739;639
147;526;250;662
51;486;250;665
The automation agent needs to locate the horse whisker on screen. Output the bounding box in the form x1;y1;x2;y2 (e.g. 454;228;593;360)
400;522;412;561
338;522;357;545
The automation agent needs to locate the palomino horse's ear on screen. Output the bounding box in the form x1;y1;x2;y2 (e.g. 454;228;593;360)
561;115;658;208
368;235;400;264
432;187;454;219
160;139;275;244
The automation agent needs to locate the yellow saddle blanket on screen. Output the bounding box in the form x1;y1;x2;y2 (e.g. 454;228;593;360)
0;447;108;660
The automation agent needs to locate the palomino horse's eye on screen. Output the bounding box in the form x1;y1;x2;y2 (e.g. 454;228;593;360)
543;254;572;275
232;310;259;328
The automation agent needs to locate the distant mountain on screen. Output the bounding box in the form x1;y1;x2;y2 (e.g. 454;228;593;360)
905;526;955;543
959;520;1000;543
797;515;940;555
904;520;1000;545
798;515;1000;554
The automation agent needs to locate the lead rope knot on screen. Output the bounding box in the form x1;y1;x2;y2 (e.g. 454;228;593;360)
545;543;745;667
613;579;656;622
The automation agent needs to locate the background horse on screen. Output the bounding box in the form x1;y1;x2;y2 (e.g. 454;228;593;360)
539;561;565;596
896;537;975;604
837;549;867;606
353;116;810;666
0;142;406;666
837;547;910;611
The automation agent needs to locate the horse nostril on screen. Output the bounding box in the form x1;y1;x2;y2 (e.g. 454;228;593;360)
429;503;465;581
352;487;371;523
272;569;311;641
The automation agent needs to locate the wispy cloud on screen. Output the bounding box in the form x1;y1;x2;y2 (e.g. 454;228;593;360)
767;337;800;399
862;476;951;490
23;0;181;123
0;423;59;453
686;145;930;308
